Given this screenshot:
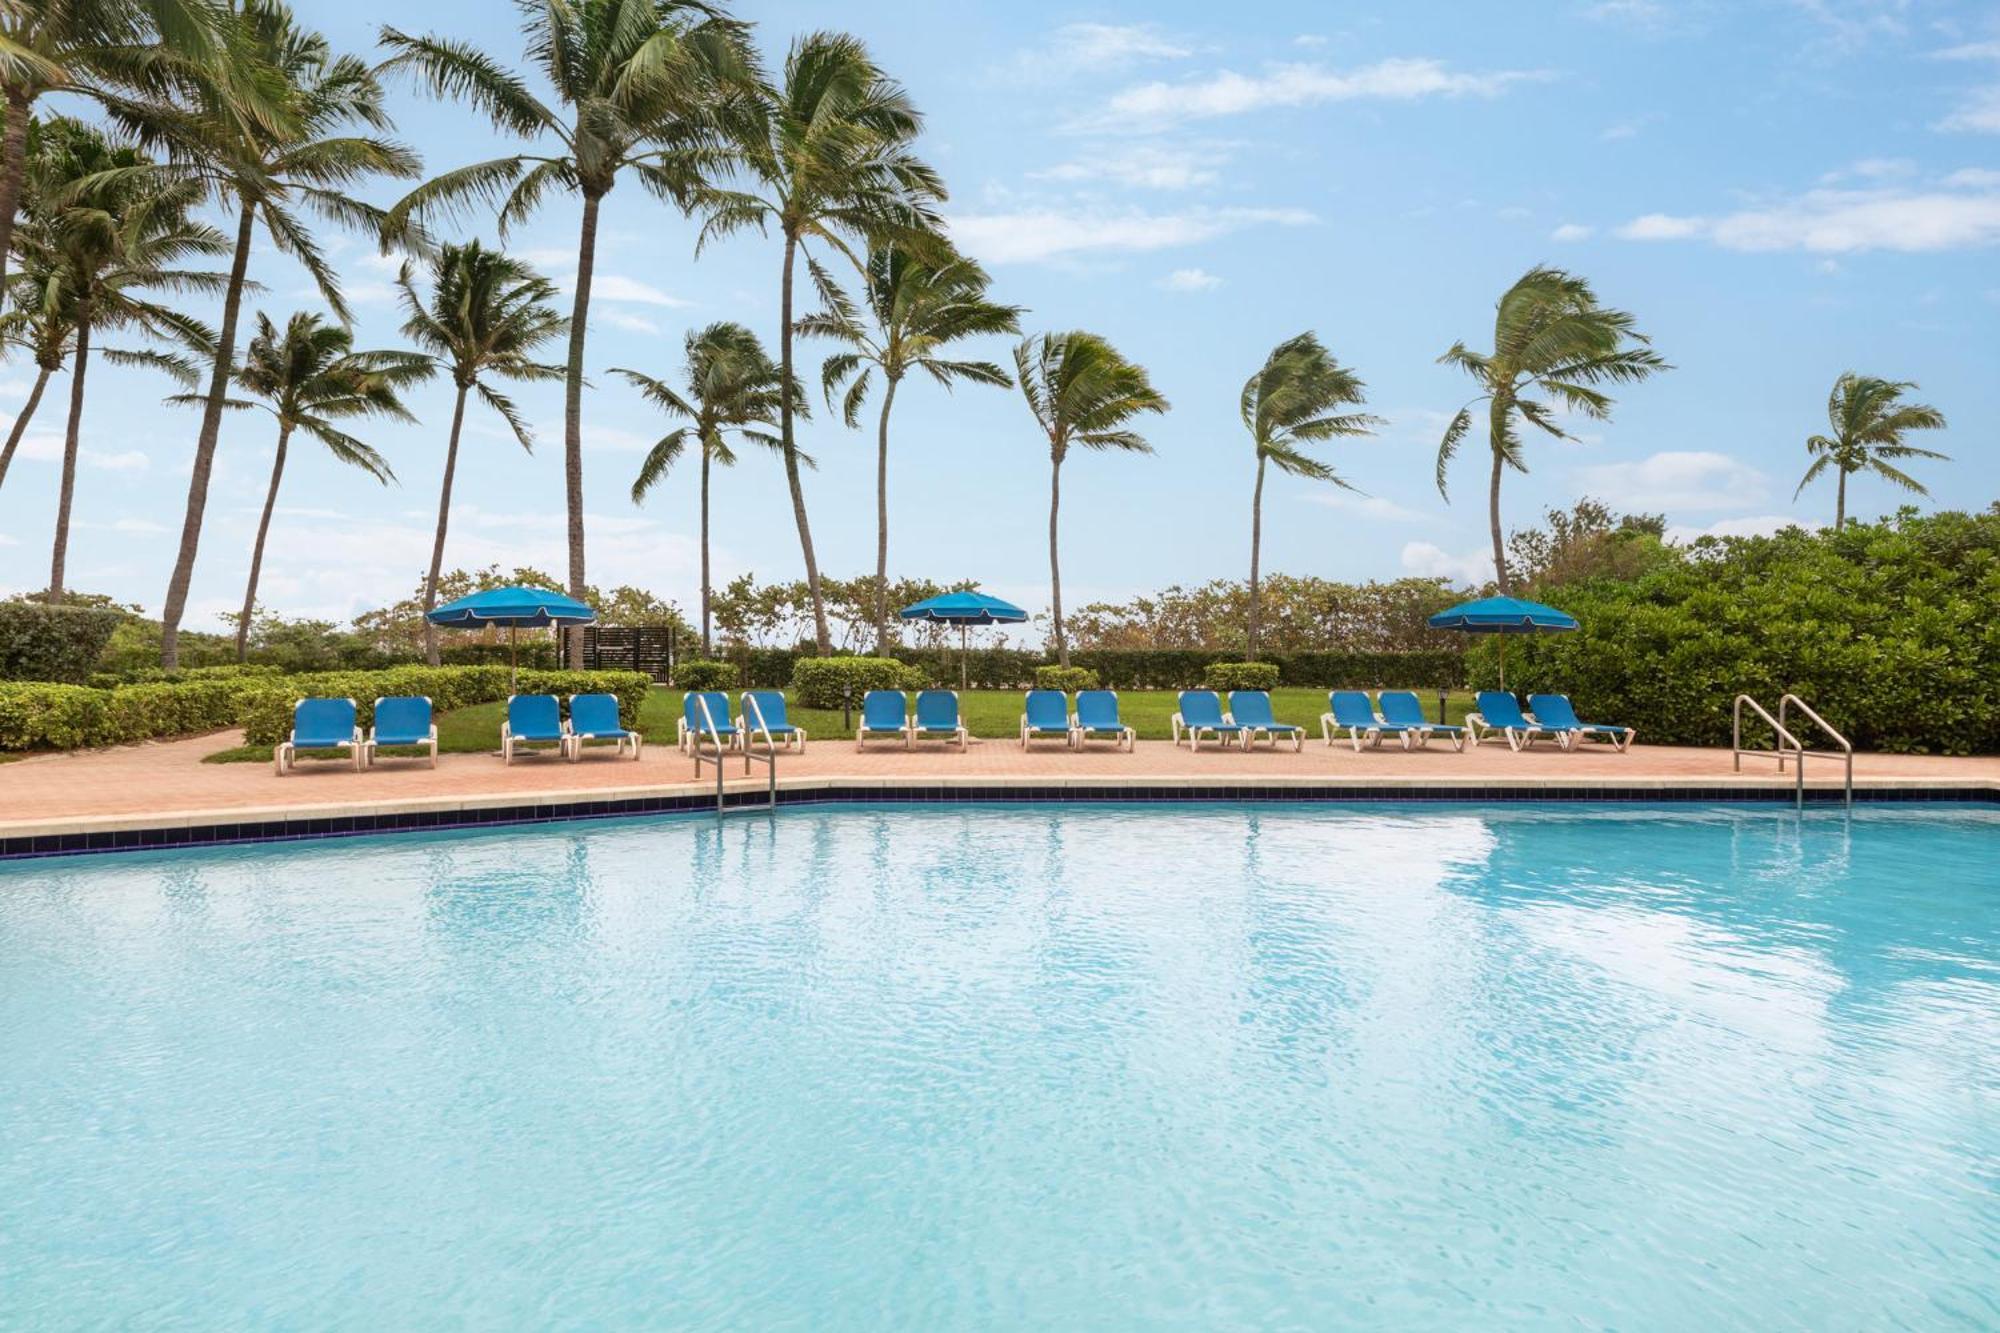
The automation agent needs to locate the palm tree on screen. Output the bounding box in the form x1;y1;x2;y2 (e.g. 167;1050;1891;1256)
113;0;420;667
692;31;945;655
380;0;753;662
13;116;221;604
1014;331;1168;668
1434;266;1668;593
208;311;429;659
0;0;216;291
1241;333;1381;656
613;322;791;655
801;243;1021;654
395;242;565;664
1796;373;1949;530
0;269;74;495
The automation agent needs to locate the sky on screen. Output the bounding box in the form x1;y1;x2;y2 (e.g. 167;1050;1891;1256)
2;0;1997;636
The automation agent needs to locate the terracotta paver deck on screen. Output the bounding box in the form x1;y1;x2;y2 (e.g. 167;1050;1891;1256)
1;728;1993;839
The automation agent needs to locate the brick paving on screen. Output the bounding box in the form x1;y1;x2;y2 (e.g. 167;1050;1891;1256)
0;727;1992;837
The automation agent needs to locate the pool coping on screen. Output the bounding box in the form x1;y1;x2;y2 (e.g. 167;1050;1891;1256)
3;773;1995;860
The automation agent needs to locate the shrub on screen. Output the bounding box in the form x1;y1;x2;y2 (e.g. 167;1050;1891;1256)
672;658;736;691
1202;661;1281;692
791;656;916;709
0;675;263;750
1034;664;1099;692
235;665;649;745
0;601;126;682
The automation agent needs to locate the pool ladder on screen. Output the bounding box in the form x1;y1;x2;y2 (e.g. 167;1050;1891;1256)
1733;693;1853;810
690;693;777;815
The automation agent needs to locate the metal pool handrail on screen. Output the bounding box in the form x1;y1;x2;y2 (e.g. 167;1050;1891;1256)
690;692;776;815
1734;693;1808;810
1779;693;1853;808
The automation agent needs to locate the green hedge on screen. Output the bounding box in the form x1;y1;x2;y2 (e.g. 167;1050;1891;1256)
0;676;261;750
791;656;926;708
748;646;1465;691
672;658;735;690
1501;510;2000;754
236;666;650;746
1034;665;1099;691
0;601;126;682
1202;661;1281;692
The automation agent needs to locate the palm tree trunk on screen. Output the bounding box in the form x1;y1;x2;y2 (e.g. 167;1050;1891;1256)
561;191;601;667
1487;436;1509;594
422;383;469;667
1247;454;1267;657
1835;469;1847;531
46;306;90;605
1049;448;1067;669
160;198;256;669
873;373;898;656
0;86;31;296
699;444;711;657
777;230;831;655
235;422;291;661
0;363;51;494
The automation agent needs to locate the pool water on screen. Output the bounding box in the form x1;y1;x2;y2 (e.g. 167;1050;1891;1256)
2;805;1996;1328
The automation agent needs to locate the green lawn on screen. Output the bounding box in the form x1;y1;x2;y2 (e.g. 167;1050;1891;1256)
208;686;1479;760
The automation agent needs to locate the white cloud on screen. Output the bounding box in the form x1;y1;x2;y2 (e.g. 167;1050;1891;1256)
1099;57;1545;128
1400;540;1491;586
1550;222;1595;241
1616;212;1708;240
1573;451;1767;510
1666;514;1815;543
1157;267;1222;291
1003;23;1192;80
949;205;1314;265
1818;156;1915;183
0;378;31;400
1033;142;1228;191
590;275;690;307
1934;42;2000;134
600;310;662;335
1306;492;1430;522
1292;34;1329;49
13;431;150;473
0;533;16;546
1614;170;2000;251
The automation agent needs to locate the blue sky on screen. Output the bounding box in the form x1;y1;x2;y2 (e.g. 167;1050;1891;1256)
2;0;1997;632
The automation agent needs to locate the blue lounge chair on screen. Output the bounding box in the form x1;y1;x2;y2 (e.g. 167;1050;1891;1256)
1229;689;1304;751
856;690;909;750
1321;689;1421;751
275;696;362;775
1173;690;1244;750
502;694;569;765
678;691;739;754
364;695;436;769
912;689;968;750
1072;689;1135;751
742;690;806;753
1528;693;1636;752
1467;690;1554;752
1021;689;1072;748
569;692;642;760
1378;689;1465;752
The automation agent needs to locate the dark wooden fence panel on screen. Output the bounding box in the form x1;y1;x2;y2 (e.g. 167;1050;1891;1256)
566;626;675;680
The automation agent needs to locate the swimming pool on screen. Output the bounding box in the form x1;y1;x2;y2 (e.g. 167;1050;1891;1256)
3;804;1995;1327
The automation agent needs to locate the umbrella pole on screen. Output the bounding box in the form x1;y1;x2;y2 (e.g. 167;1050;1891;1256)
960;624;968;691
510;624;518;693
1498;636;1506;692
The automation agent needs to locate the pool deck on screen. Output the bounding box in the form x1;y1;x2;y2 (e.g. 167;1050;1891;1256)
1;727;1994;855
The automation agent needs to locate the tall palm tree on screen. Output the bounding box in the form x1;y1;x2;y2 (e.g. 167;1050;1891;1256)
380;0;753;662
801;242;1021;653
1014;331;1168;668
1796;372;1949;531
114;0;419;667
396;241;565;664
0;269;75;495
0;0;216;291
1241;332;1381;656
1434;266;1668;593
207;311;429;659
13;116;221;605
613;321;791;655
692;31;945;655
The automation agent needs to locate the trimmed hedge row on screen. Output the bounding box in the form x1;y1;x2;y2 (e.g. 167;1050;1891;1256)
1201;661;1281;691
0;677;262;750
738;646;1466;691
791;657;927;709
236;666;651;746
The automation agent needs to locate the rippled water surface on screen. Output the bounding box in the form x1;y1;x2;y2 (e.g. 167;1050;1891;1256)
3;804;1997;1329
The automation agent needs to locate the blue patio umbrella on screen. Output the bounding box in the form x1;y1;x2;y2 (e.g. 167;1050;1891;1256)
899;591;1028;689
1427;595;1578;690
426;586;597;689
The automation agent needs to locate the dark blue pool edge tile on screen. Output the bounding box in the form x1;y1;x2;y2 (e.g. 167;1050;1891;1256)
3;781;1994;861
